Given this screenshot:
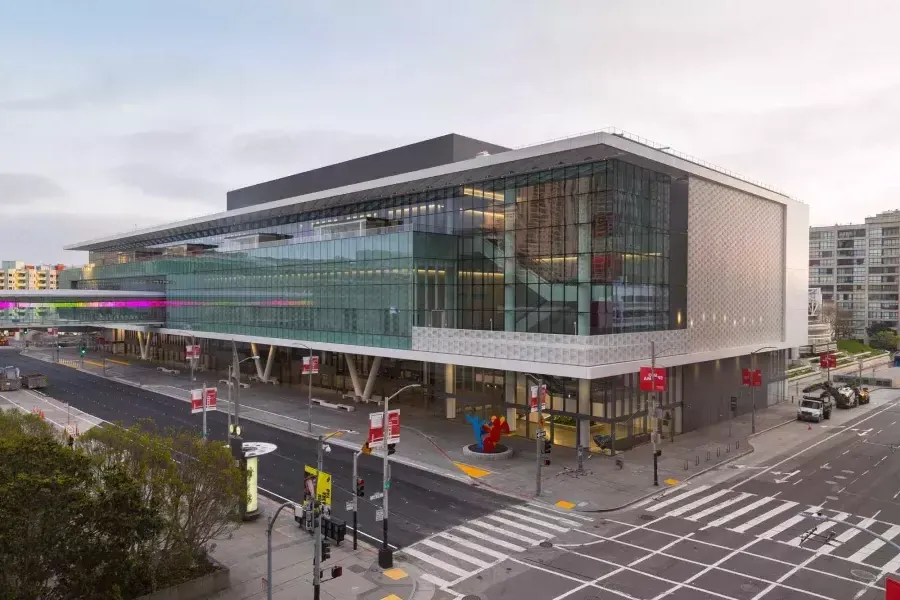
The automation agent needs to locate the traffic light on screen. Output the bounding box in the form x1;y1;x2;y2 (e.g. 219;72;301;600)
79;345;87;357
387;443;396;456
361;441;372;455
321;539;331;562
356;478;365;497
543;440;552;455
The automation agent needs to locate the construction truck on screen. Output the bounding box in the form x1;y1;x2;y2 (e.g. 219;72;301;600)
853;386;871;405
0;336;8;347
819;381;857;409
802;393;833;420
0;366;48;391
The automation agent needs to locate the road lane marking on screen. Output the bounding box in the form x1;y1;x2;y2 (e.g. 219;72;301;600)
758;513;807;540
731;500;799;534
526;501;594;521
514;505;581;527
420;573;451;589
821;517;875;555
786;512;847;547
468;519;539;545
646;485;709;512
454;526;525;552
436;532;508;561
847;524;900;564
707;495;777;529
495;509;569;532
843;450;851;455
665;489;731;518
687;492;754;522
453;462;491;478
402;547;470;578
418;538;492;568
649;536;762;600
483;514;559;537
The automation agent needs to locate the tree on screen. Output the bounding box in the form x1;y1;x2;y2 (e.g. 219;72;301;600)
870;330;900;352
866;321;896;339
823;302;856;340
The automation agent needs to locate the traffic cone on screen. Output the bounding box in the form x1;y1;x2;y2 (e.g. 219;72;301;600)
40;410;45;420
808;425;812;430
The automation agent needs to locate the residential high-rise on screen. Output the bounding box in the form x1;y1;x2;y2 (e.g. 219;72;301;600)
0;261;66;291
809;210;900;339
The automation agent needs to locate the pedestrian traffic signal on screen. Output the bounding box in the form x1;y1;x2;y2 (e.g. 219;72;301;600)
387;443;396;455
321;539;331;562
79;346;87;357
356;478;365;497
543;440;552;455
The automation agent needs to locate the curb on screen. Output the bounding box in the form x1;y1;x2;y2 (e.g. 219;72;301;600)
748;417;797;439
574;443;756;513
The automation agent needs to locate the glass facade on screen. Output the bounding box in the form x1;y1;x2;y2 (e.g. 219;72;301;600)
63;159;686;347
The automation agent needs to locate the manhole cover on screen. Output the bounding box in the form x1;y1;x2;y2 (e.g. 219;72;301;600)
539;541;554;548
640;514;657;521
851;569;876;581
740;583;761;592
462;596;482;600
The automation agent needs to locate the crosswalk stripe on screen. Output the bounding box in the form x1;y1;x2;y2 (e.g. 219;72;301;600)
482;514;556;539
646;485;710;512
788;513;850;546
848;525;900;564
469;519;540;545
878;549;900;573
687;492;754;522
402;547;471;578
514;505;582;527
731;501;799;534
758;513;806;540
496;509;569;532
420;573;451;589
419;538;493;568
820;517;874;555
526;501;594;521
455;525;526;552
665;489;731;518
707;496;776;528
437;532;509;561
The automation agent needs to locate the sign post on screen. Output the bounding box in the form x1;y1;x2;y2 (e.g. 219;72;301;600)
302;354;319;434
742;367;763;433
820;352;836;383
191;386;217;439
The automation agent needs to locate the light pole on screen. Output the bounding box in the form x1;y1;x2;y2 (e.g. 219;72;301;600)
296;343;314;433
266;500;295;600
228;343;259;444
313;430;343;600
750;346;778;434
379;383;421;569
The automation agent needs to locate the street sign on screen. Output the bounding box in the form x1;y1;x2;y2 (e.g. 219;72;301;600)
302;356;320;375
820;352;837;369
190;388;217;413
536;429;546;439
186;345;200;359
742;368;762;387
369;492;384;501
730;396;738;412
368;409;400;449
529;384;547;413
375;508;385;522
345;501;354;512
303;465;333;508
639;366;667;392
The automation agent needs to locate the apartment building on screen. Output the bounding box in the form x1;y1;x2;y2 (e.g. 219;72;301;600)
1;261;66;291
810;210;900;339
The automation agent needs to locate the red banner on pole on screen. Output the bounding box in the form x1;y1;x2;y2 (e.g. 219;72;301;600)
529;384;548;413
742;368;763;387
302;356;319;375
368;409;400;449
205;388;217;411
820;352;837;369
886;577;900;600
639;367;667;392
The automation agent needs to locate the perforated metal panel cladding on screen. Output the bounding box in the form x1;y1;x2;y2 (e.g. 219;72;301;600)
686;179;785;353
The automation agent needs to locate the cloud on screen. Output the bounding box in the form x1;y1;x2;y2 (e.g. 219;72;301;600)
0;173;65;204
230;130;403;167
111;163;223;202
117;130;204;158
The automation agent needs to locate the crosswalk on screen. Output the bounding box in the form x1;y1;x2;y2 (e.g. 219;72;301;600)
398;502;593;589
642;485;900;572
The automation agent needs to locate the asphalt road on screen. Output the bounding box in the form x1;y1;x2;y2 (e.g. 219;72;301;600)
1;352;523;551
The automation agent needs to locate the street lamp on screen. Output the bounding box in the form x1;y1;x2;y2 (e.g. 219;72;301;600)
228;348;259;445
750;346;778;434
379;383;421;569
295;343;315;433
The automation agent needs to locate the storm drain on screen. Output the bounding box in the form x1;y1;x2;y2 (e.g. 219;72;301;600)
539;541;554;548
640;514;657;521
462;596;482;600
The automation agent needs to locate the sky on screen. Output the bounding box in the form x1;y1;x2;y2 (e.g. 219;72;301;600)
2;0;900;265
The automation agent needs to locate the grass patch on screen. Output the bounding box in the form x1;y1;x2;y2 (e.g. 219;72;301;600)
836;339;872;354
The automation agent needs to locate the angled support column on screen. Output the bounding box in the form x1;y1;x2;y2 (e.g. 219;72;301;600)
262;345;276;383
137;332;151;360
250;344;276;382
362;356;382;400
250;343;264;379
445;363;456;419
345;354;363;398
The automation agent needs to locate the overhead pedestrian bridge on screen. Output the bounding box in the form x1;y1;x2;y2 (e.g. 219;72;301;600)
0;290;166;330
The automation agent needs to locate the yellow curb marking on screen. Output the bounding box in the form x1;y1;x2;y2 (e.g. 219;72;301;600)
555;500;576;510
107;359;130;366
84;360;105;368
664;478;680;486
382;568;408;581
381;595;404;600
454;462;491;478
326;431;344;437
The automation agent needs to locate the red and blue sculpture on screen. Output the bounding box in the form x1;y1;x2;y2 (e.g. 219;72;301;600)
465;413;511;452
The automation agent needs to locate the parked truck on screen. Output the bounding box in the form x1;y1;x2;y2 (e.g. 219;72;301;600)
0;366;48;391
20;373;48;390
798;398;827;422
802;393;833;420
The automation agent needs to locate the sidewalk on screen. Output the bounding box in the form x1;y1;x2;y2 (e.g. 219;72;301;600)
21;346;888;512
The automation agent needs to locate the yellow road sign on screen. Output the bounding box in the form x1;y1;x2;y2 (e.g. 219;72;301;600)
304;465;333;508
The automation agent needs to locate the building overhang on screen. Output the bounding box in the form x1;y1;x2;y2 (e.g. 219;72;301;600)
65;130;794;252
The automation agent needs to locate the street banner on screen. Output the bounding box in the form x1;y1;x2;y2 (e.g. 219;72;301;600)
529;384;547;413
639;367;667;392
368;409;400;448
302;356;319;375
190;388;217;413
204;388;217;412
186;345;200;359
820;352;837;369
303;465;333;507
742;368;763;387
887;577;900;599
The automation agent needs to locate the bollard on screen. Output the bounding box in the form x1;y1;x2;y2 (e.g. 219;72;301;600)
736;440;740;450
695;455;700;466
726;443;730;454
717;447;721;458
683;460;688;471
707;450;710;462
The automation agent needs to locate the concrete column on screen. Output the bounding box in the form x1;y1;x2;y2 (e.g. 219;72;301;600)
503;188;517;331
577;194;592;336
445;363;456;419
137;332;151;360
262;345;276;382
505;371;517;427
345;354;363;398
578;378;591;449
250;343;264;379
362;356;382;400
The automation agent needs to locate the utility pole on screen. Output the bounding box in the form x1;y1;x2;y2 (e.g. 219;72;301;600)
379;383;419;569
751;351;757;435
201;382;208;440
313;435;324;600
651;341;661;486
352;450;361;550
189;333;196;383
535;378;545;497
226;365;233;445
232;340;241;434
